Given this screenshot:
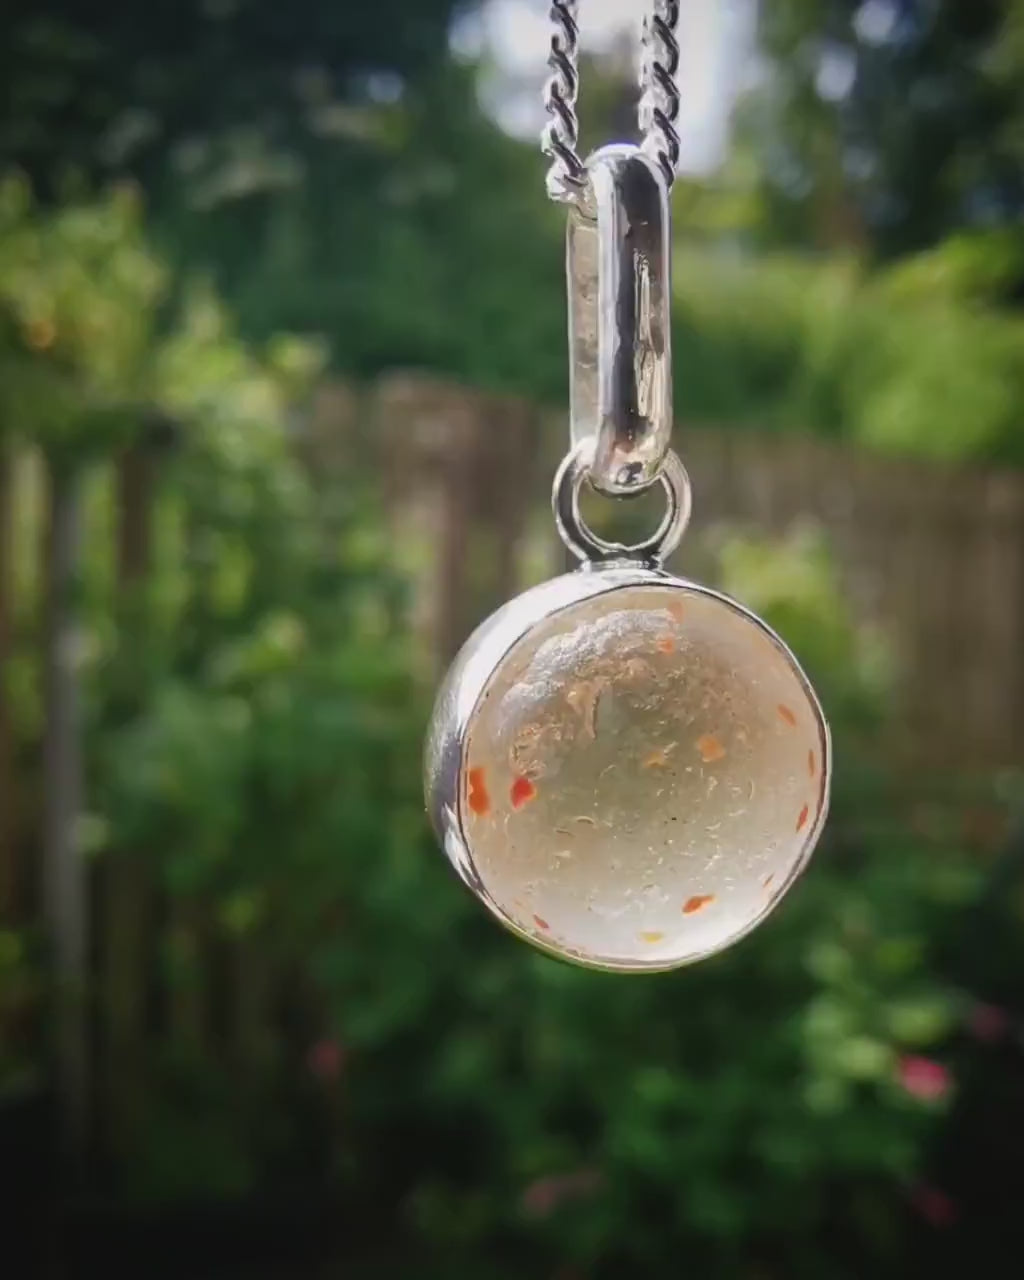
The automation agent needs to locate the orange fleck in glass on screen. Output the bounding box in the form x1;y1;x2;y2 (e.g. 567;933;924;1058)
510;775;537;808
467;767;490;815
696;733;726;763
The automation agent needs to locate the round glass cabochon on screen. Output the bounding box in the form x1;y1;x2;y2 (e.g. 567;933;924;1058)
457;582;829;971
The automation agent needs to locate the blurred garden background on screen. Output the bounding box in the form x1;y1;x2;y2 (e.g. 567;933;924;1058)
3;0;1024;1276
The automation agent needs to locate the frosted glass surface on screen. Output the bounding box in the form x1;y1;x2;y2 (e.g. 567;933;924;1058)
462;584;827;969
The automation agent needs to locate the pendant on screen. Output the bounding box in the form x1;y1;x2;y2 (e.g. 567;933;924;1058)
424;146;830;972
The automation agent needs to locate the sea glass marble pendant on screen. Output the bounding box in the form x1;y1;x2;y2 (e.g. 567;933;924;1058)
425;562;830;973
425;143;829;972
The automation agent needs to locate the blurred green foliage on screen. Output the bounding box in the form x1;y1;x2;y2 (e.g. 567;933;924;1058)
0;0;461;191
157;65;570;402
0;175;165;462
673;238;1024;464
751;0;1024;258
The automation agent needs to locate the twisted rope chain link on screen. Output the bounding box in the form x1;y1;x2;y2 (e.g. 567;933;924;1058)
640;0;681;187
542;0;682;202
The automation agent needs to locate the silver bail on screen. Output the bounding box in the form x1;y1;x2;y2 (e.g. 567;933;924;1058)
567;143;673;497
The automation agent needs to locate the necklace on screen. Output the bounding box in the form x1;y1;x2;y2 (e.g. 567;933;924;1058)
424;1;830;972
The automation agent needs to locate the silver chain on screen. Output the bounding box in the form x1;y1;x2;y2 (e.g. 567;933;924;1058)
640;1;682;186
542;0;681;203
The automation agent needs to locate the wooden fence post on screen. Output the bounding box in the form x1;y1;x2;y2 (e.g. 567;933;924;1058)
0;443;15;918
372;374;542;668
41;455;88;1168
98;442;157;1167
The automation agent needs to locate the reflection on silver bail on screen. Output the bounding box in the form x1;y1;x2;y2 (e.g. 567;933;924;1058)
568;144;673;497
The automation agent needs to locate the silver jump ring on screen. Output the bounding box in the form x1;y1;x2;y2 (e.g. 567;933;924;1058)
553;440;691;567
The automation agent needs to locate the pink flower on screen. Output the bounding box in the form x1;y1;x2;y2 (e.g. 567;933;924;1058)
306;1038;346;1082
521;1169;602;1218
966;1002;1010;1044
522;1176;563;1217
897;1055;952;1102
910;1183;958;1228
